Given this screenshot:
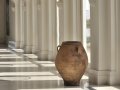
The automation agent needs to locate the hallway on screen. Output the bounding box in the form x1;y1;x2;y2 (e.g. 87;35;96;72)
0;47;120;90
0;47;89;90
0;0;120;89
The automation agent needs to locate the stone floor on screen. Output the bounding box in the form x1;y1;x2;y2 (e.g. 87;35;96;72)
0;47;120;90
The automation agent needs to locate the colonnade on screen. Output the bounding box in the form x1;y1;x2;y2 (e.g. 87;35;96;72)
8;0;83;60
7;0;120;85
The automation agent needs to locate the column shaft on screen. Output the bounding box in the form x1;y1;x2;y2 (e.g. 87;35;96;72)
63;0;73;41
115;0;120;84
63;0;83;41
15;0;21;48
32;0;38;53
20;0;25;49
89;0;110;85
38;0;49;59
73;0;83;41
48;0;57;59
24;0;32;53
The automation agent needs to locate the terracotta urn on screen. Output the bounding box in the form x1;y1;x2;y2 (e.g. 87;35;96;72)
55;41;88;86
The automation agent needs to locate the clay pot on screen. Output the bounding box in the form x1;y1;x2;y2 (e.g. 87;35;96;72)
55;41;88;86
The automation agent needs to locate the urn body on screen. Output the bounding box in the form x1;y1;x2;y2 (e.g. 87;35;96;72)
55;41;88;86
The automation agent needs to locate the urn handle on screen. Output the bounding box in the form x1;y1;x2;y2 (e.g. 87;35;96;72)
57;45;61;52
75;46;82;55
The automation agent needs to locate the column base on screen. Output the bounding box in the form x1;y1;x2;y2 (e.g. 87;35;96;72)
109;71;120;85
38;50;56;60
24;45;32;53
15;41;21;48
38;50;49;60
48;51;56;60
89;69;110;85
20;41;24;49
32;45;38;54
89;69;120;85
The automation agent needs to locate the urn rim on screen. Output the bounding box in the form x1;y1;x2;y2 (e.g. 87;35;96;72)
62;41;82;45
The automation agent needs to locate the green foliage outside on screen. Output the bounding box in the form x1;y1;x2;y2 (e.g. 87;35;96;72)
87;19;90;29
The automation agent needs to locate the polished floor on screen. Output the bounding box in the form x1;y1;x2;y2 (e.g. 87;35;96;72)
0;47;120;90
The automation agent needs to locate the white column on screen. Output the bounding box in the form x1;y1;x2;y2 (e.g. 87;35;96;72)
89;0;120;85
24;0;32;53
15;0;21;48
57;0;64;45
63;0;83;41
114;0;120;85
72;0;83;41
19;0;25;49
37;0;41;56
48;0;57;60
38;0;49;59
107;0;117;85
63;0;72;41
32;0;38;54
89;0;110;85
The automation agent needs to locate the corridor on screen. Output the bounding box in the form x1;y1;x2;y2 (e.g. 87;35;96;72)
0;47;120;90
0;47;89;90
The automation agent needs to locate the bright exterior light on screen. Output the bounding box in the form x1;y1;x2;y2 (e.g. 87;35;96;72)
93;86;120;90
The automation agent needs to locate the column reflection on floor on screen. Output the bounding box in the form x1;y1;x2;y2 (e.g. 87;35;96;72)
0;49;89;90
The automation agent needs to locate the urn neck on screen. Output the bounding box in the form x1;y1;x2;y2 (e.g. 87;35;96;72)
62;41;82;45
